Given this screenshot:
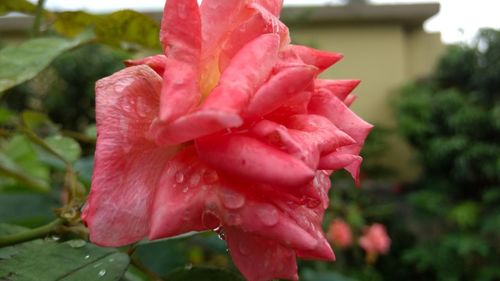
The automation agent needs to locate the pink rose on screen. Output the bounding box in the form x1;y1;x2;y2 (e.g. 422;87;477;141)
82;0;372;280
359;223;391;255
328;219;353;248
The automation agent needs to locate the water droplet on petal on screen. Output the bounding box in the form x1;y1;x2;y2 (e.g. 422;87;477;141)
175;171;185;183
182;187;189;193
190;174;201;186
256;204;279;226
214;226;225;241
202;210;221;230
203;170;218;184
68;239;87;248
220;188;245;209
98;269;106;277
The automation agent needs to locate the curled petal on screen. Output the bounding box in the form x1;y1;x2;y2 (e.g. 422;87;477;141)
281;45;343;71
244;65;316;120
319;151;362;171
309;90;372;145
314;79;360;102
251;120;319;168
83;66;175;246
266;91;312;122
225;227;298;281
195;134;315;188
203;34;281;112
219;3;289;71
124;55;167;76
285;114;356;154
149;147;217;239
344;94;357;107
152;109;243;146
160;0;202;122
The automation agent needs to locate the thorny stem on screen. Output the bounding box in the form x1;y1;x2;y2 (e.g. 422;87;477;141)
0;219;63;248
32;0;47;37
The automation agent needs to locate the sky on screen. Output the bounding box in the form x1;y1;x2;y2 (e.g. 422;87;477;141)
27;0;500;44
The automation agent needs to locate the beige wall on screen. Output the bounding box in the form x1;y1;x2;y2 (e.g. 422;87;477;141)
291;23;445;180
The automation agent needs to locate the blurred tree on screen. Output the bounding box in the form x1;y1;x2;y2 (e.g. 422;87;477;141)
396;28;500;281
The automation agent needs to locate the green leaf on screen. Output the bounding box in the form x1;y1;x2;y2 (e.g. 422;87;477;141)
0;239;130;281
21;111;58;132
0;107;14;125
0;135;50;192
0;35;91;94
0;0;37;16
0;193;56;226
95;10;161;50
53;11;101;38
166;267;244;281
44;135;81;164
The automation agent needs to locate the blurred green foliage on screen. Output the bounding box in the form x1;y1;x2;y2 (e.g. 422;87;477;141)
395;29;500;281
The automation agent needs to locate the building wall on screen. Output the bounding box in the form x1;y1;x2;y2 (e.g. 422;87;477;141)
290;23;445;180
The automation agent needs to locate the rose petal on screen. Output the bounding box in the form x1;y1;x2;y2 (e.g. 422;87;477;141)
202;33;281;112
243;65;317;120
196;134;315;188
285;114;356;154
159;0;202;123
314;79;360;102
344;94;357;107
152;109;243;146
281;45;343;71
83;66;176;247
124;55;167;76
309;90;372;144
149;147;218;239
217;184;318;251
219;3;289;71
225;227;298;281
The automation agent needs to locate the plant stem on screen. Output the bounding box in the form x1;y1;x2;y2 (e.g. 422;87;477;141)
0;219;63;248
32;0;47;37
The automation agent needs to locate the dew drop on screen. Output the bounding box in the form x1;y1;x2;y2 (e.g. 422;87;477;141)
256;204;279;226
175;171;185;183
190;174;201;186
68;239;87;248
220;188;245;209
203;170;218;184
202;210;221;230
108;258;115;262
84;254;91;259
98;269;106;277
214;226;226;241
51;235;61;241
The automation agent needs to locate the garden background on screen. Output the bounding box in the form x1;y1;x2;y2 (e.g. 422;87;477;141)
0;0;499;280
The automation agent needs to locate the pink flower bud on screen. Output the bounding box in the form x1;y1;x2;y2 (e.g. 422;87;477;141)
328;219;353;248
